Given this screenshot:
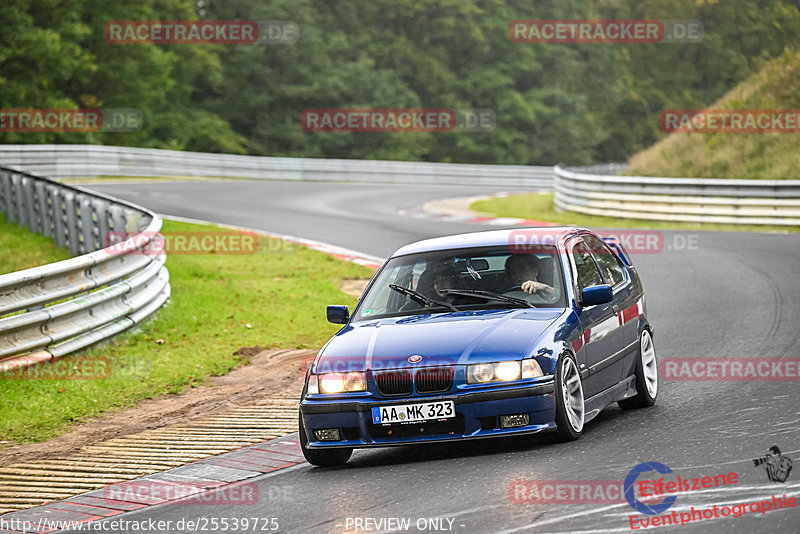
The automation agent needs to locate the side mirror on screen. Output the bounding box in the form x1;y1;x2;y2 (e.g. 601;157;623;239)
326;305;350;324
581;285;613;307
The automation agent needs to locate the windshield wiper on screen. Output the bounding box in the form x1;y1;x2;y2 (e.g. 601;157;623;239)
439;289;536;308
389;284;459;312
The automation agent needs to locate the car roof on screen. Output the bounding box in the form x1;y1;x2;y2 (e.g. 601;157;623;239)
392;227;585;256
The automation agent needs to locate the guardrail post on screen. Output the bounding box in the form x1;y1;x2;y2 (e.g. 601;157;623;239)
48;184;67;248
23;175;38;233
63;190;81;256
77;194;95;254
0;169;7;215
10;173;24;225
92;198;111;253
33;181;50;237
108;204;127;245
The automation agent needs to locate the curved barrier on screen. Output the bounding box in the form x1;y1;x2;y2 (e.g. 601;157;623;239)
0;144;554;188
554;164;800;226
0;166;170;372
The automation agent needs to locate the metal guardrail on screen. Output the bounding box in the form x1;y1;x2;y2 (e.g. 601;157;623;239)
0;144;554;188
0;166;171;373
554;164;800;226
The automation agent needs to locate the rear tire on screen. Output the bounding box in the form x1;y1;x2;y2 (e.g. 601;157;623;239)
299;413;352;467
619;329;658;410
554;353;584;441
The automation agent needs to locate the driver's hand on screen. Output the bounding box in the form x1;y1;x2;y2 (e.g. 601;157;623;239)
520;280;538;293
521;280;555;295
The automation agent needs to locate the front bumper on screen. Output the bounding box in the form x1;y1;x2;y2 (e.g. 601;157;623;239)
300;381;556;448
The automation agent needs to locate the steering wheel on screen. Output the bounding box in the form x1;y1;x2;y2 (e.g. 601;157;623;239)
505;284;547;294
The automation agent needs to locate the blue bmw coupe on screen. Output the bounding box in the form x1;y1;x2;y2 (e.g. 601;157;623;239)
299;227;658;466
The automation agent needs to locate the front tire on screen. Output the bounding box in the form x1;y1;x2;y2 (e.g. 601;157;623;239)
618;329;658;410
299;413;352;467
554;353;585;441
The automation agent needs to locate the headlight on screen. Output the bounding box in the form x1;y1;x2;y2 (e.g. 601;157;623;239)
319;373;345;393
495;361;521;381
467;360;542;384
468;363;495;384
314;372;367;394
467;361;524;384
343;372;366;392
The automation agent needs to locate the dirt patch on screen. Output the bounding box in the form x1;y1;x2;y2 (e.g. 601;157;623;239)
341;279;370;298
232;345;266;358
0;348;316;467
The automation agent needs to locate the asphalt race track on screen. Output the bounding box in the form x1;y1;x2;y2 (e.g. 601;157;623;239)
71;179;800;533
92;180;512;257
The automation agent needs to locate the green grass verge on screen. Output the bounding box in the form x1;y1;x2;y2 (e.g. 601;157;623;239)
627;49;800;179
0;214;72;274
0;219;373;444
471;192;800;233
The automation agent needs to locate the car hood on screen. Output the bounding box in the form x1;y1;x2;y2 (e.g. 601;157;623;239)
315;309;564;373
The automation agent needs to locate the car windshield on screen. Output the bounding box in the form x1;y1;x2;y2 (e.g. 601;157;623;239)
353;245;566;321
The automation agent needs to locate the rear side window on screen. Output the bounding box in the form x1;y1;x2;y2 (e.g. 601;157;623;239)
570;241;603;290
582;235;625;286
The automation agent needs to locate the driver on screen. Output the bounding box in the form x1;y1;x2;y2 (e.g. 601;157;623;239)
505;255;555;296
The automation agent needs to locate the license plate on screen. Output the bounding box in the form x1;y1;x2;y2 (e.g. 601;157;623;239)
372;401;455;424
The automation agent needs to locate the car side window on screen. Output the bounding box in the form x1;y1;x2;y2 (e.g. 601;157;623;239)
571;241;604;290
582;235;625;286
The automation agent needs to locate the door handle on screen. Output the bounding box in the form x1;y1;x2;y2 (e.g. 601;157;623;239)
612;305;621;315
